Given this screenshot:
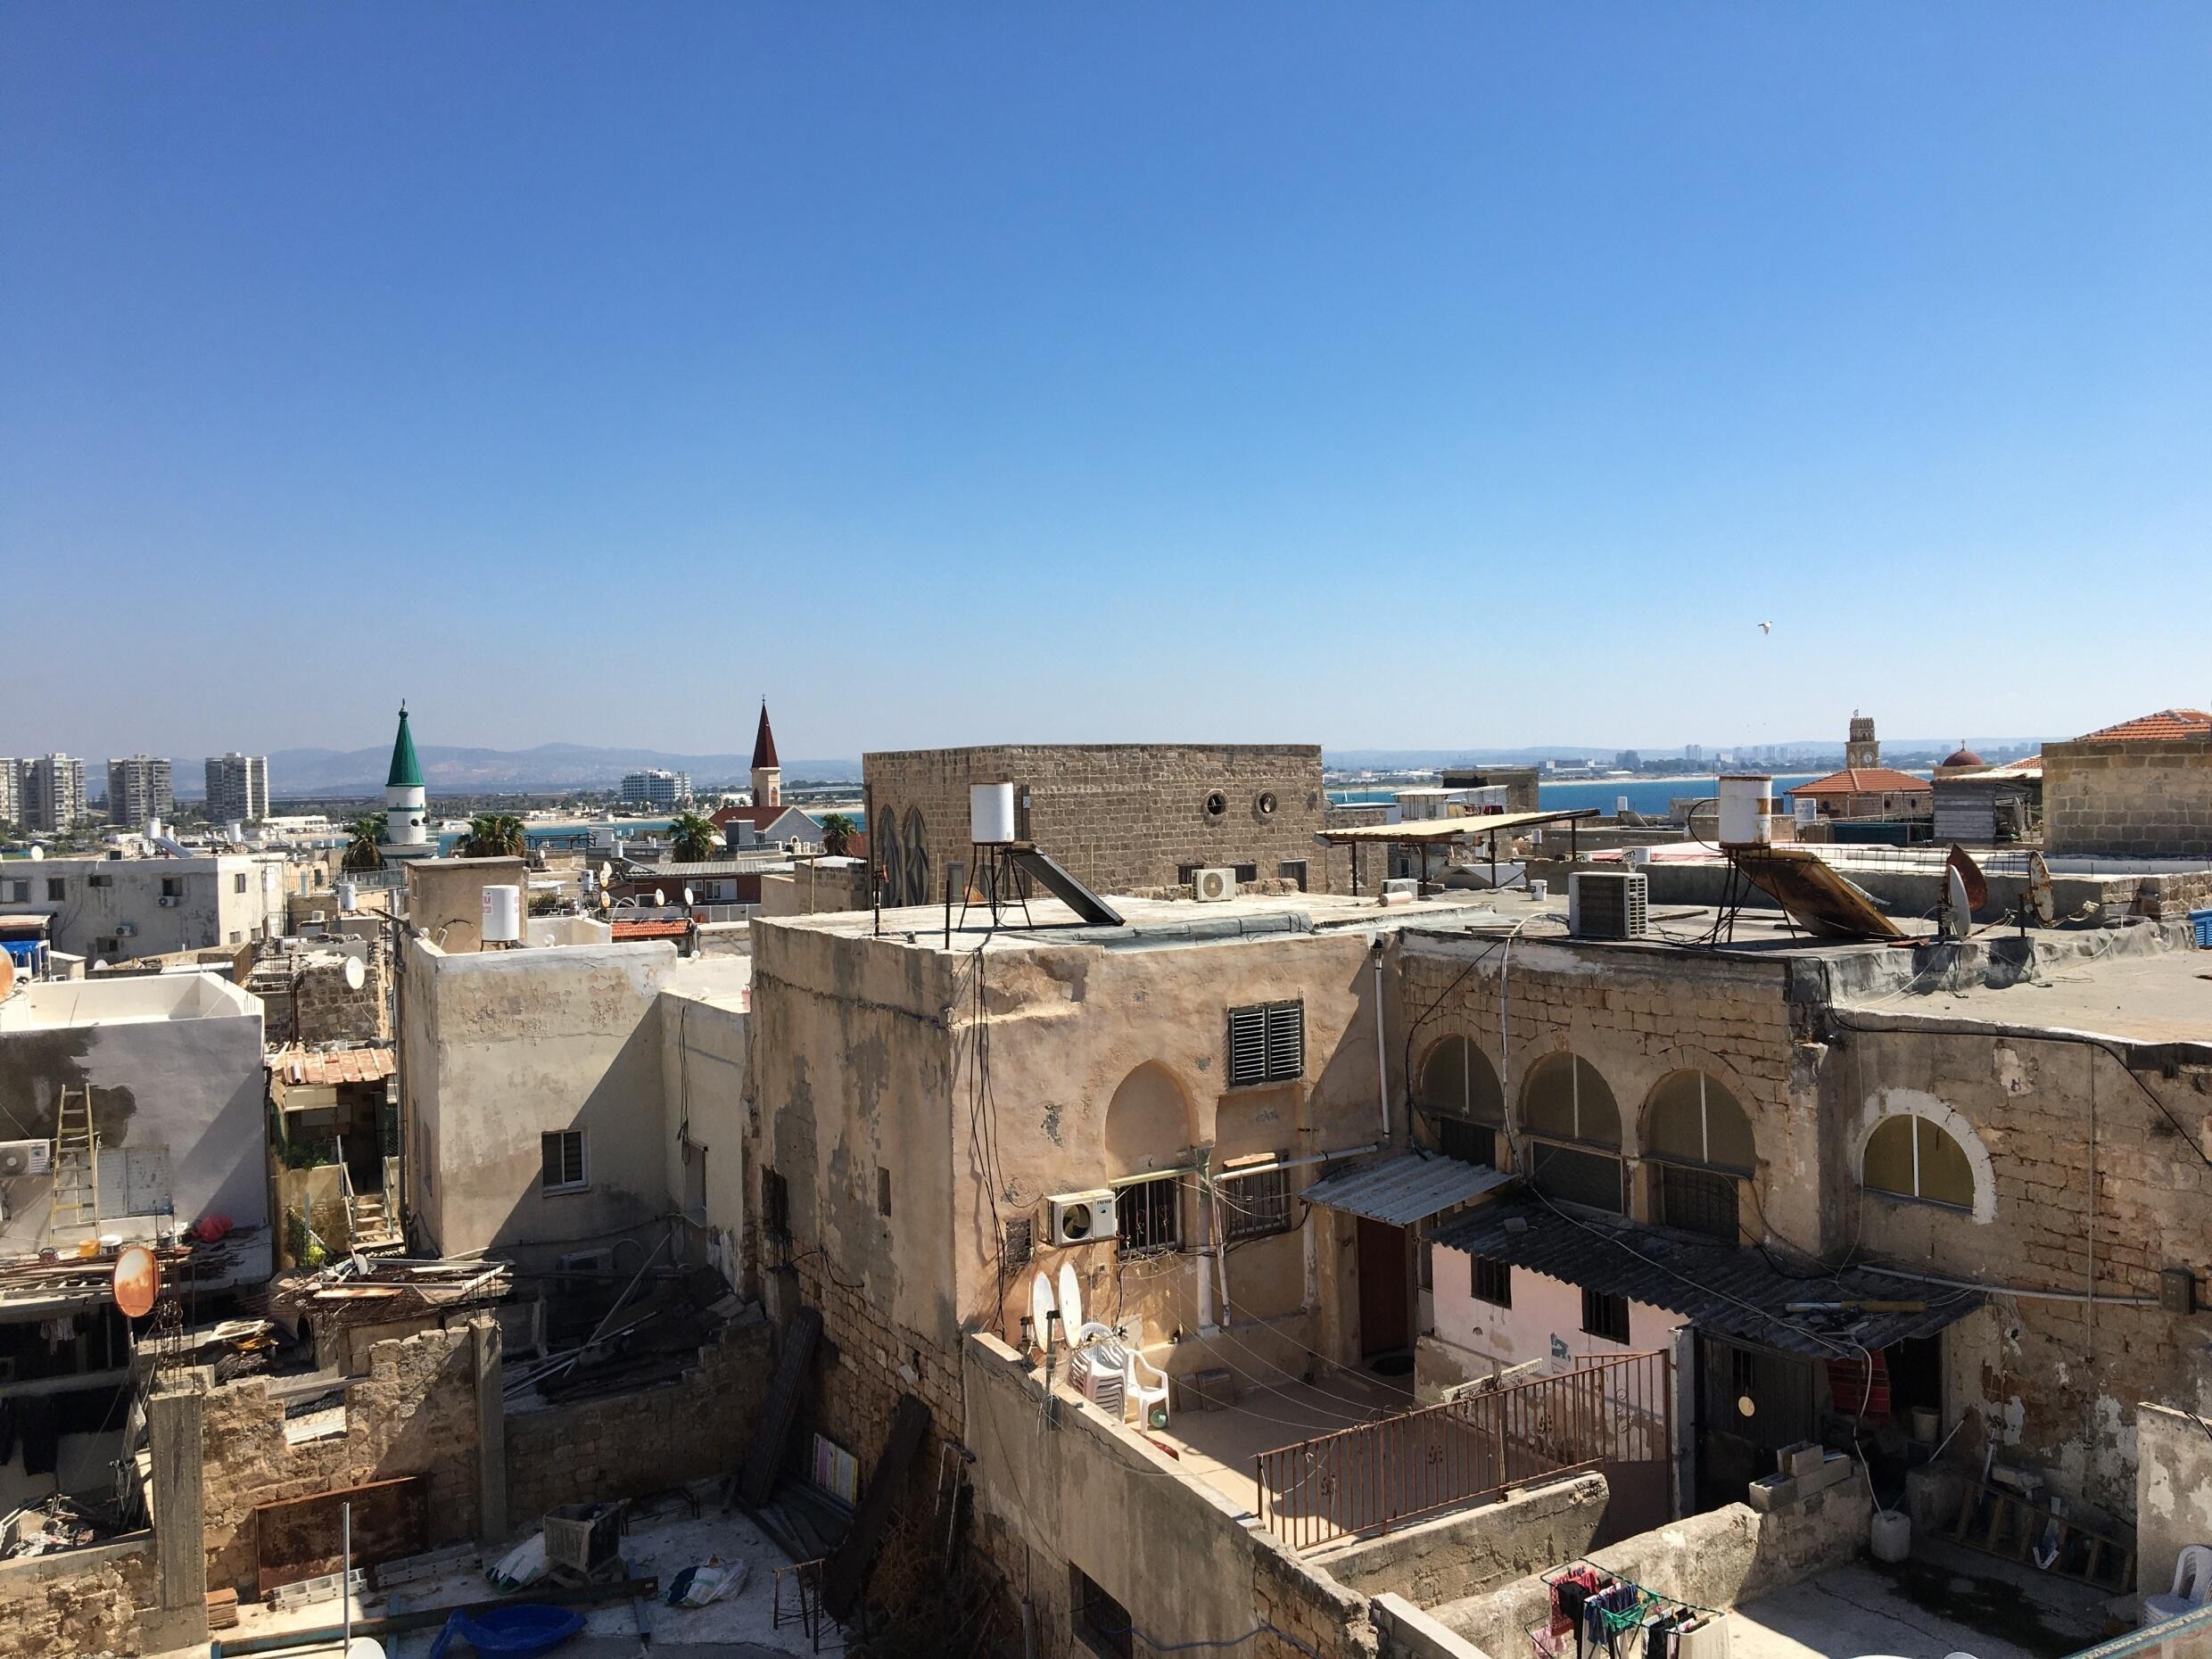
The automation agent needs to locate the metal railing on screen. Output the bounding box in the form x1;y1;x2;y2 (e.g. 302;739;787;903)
1255;1350;1672;1552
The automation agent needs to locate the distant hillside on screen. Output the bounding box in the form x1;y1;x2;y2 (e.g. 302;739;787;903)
173;745;863;796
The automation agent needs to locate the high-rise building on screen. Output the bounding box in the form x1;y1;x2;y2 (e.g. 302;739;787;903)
24;754;87;833
203;753;270;824
107;755;176;826
619;769;693;808
0;760;24;828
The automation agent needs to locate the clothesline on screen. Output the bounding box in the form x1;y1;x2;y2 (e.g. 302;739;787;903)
1540;1557;1726;1619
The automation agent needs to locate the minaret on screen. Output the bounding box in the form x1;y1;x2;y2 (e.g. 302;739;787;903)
750;699;781;810
383;702;431;855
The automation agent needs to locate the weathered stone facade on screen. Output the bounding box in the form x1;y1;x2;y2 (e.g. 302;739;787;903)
2044;731;2212;857
862;744;1332;904
0;1538;155;1657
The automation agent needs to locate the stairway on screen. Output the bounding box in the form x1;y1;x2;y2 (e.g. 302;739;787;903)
47;1086;99;1241
347;1191;401;1250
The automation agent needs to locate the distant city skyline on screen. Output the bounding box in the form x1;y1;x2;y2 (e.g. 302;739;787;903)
5;7;2206;758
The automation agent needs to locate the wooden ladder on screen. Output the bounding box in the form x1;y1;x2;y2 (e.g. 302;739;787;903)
47;1085;99;1239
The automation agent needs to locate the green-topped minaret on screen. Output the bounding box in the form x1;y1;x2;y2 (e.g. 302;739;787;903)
382;701;430;854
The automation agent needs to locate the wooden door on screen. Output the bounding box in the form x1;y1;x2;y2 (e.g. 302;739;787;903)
1356;1217;1410;1357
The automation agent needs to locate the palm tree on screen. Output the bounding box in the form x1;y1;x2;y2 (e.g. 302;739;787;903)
821;813;856;856
668;812;721;863
343;814;387;871
457;813;527;859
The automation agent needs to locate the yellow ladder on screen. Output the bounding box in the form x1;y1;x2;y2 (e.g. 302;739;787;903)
48;1085;99;1239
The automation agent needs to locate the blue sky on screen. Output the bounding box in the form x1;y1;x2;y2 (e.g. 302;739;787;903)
4;5;2208;763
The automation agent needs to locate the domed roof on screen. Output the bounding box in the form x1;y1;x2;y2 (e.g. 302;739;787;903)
1941;745;1985;769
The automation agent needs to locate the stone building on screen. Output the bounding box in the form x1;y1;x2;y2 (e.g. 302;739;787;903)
2043;706;2212;858
861;741;1332;905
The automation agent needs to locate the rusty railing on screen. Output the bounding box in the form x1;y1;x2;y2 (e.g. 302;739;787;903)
1254;1349;1672;1552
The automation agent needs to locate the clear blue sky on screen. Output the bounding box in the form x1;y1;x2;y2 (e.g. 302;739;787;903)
4;5;2208;764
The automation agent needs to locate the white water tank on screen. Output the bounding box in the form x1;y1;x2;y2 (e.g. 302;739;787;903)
336;880;358;912
481;884;524;944
970;782;1017;846
1716;773;1773;848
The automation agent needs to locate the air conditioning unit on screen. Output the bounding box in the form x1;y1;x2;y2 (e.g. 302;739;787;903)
157;896;182;908
1568;871;1648;940
0;1141;53;1178
115;922;137;938
1047;1190;1118;1247
1192;868;1236;903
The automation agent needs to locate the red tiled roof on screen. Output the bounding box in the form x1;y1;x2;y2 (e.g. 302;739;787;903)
268;1045;396;1085
612;919;690;941
709;805;775;828
2076;708;2212;743
1786;768;1933;796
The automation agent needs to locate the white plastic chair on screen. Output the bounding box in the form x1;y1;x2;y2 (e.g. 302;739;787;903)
1125;1346;1171;1429
2143;1544;2212;1627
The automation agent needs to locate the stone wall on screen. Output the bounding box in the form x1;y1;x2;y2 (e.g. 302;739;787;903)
2136;1403;2212;1615
0;1535;154;1656
506;1316;772;1524
1429;1480;1870;1658
200;1324;485;1595
1316;1473;1610;1605
2045;734;2212;858
862;744;1333;905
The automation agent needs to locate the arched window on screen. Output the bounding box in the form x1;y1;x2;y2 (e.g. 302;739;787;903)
1645;1071;1754;1242
1104;1062;1192;1253
1416;1036;1503;1168
1862;1114;1975;1210
1519;1053;1623;1213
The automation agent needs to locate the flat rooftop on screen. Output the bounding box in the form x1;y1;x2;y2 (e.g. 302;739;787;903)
0;970;258;1030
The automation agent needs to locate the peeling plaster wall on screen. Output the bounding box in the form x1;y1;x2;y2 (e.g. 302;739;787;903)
659;981;750;1283
1829;1023;2212;1519
403;936;681;1263
2135;1403;2212;1613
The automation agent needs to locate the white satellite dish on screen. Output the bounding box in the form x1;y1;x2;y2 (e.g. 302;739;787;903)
1941;867;1972;939
598;862;612;884
682;887;695;907
1057;1260;1084;1335
598;889;611;911
653;888;666;907
1028;1270;1056;1355
343;957;366;991
2026;850;2056;926
27;846;43;862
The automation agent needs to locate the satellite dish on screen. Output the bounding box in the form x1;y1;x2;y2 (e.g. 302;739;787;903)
598;863;612;884
1941;867;1973;939
1028;1271;1056;1355
27;846;43;862
653;888;666;907
1057;1260;1084;1334
113;1245;159;1319
682;887;695;907
597;889;611;911
2026;850;2056;926
343;957;367;991
1944;843;1990;912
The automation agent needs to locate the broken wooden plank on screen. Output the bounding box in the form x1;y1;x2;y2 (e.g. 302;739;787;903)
737;1307;821;1511
821;1392;929;1622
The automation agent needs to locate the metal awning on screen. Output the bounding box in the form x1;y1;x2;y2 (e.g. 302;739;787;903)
1316;808;1601;844
1300;1152;1512;1227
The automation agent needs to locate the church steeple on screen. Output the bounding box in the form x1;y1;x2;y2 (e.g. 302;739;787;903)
750;699;781;809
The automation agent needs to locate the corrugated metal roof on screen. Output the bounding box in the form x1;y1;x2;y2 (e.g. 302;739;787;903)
1431;1197;1983;1357
1300;1152;1512;1226
1318;808;1600;844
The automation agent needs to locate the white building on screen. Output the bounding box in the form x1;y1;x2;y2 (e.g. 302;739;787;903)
0;760;22;828
620;769;693;808
23;755;87;833
106;755;176;827
203;753;269;824
0;851;287;964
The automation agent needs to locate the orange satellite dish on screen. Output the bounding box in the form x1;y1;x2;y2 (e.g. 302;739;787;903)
113;1245;160;1319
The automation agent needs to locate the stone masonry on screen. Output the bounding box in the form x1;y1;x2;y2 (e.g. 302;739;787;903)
0;1539;155;1657
2044;731;2212;857
863;744;1333;904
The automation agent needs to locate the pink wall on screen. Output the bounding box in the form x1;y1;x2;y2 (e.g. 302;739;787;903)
1431;1245;1687;1376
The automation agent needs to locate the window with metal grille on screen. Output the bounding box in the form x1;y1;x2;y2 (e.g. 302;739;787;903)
1071;1565;1134;1659
1470;1254;1513;1308
1581;1287;1630;1345
1657;1163;1740;1242
1220;1166;1291;1242
1233;863;1259;883
1528;1143;1624;1213
5;882;26;904
540;1130;586;1193
762;1168;791;1242
1227;1001;1303;1086
1431;1115;1494;1168
1278;860;1308;891
1115;1175;1180;1253
45;879;63;902
1003;1217;1033;1270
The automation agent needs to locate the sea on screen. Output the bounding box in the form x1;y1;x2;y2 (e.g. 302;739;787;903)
1329;775;1839;818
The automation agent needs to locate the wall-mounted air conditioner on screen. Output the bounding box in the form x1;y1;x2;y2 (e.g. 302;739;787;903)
1047;1190;1118;1246
157;896;182;908
1192;868;1236;903
1567;871;1648;940
0;1141;53;1178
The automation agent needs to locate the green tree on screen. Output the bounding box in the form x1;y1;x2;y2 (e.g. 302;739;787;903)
668;812;721;863
457;813;527;858
821;813;857;856
343;813;387;871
